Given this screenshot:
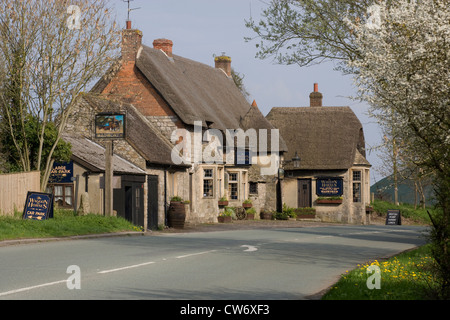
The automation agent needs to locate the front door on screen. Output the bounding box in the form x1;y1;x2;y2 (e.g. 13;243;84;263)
147;175;158;230
298;179;311;208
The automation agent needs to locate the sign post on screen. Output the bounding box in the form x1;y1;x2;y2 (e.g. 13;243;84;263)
95;113;126;217
385;209;402;225
23;192;54;220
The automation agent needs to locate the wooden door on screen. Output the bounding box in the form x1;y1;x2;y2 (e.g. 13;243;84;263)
147;175;159;230
298;179;311;208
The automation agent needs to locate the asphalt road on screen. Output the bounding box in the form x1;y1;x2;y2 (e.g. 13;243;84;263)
0;224;428;300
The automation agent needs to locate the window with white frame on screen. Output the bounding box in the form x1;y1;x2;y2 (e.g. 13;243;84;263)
228;172;239;200
352;170;361;203
203;168;214;198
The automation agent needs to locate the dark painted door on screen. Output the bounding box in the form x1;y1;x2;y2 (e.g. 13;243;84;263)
298;179;311;208
147;175;158;230
125;186;132;222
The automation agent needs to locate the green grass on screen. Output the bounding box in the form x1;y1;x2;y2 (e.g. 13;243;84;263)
322;244;438;300
371;199;436;224
0;209;141;241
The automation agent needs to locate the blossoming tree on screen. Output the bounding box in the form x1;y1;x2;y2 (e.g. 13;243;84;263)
347;0;450;297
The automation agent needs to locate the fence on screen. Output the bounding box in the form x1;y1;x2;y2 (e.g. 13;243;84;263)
0;171;41;216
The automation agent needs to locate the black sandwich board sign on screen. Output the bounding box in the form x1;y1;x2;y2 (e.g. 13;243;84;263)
22;192;54;220
385;209;401;225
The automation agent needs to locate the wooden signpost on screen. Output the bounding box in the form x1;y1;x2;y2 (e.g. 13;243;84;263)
23;191;54;220
95;113;126;217
385;209;402;225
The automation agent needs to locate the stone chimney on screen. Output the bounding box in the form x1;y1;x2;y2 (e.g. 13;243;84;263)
153;38;173;57
122;21;143;64
309;83;323;107
214;55;232;77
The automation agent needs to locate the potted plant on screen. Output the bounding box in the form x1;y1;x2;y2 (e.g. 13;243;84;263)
260;208;273;220
316;196;343;204
168;196;185;228
282;203;297;220
218;196;228;206
245;207;256;220
218;207;233;223
295;207;316;219
243;198;252;208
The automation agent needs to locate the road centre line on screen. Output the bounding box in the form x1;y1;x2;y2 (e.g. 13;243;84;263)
176;250;217;259
97;261;156;274
0;279;67;297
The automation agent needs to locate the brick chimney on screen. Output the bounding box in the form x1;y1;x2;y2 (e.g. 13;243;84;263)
214;55;232;77
153;38;173;57
122;21;143;64
309;83;323;107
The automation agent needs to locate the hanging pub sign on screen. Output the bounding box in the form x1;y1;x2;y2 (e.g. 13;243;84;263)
95;113;126;139
386;209;402;225
49;161;73;184
22;192;54;220
316;177;343;197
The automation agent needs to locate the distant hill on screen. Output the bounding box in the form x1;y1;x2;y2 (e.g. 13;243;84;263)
370;175;435;206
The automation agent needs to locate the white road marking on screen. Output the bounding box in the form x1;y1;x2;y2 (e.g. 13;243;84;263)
241;245;258;252
176;250;217;259
0;279;67;297
98;261;155;274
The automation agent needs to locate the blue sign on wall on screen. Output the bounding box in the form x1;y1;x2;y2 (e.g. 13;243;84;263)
316;177;343;197
23;192;54;220
49;162;73;184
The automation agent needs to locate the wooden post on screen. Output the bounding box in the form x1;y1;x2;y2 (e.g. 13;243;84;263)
104;141;113;217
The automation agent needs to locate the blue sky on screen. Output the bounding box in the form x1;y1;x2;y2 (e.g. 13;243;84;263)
113;0;384;183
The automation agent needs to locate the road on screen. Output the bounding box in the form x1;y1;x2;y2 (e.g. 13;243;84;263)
0;224;428;300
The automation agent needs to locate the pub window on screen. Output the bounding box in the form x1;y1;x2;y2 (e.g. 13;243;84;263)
228;172;239;200
47;184;73;208
136;188;141;209
353;171;361;203
249;182;258;195
203;168;214;198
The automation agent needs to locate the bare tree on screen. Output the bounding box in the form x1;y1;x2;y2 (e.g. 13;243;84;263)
0;0;120;190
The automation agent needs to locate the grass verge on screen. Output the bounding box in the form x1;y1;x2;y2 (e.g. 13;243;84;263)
321;244;439;300
371;199;435;224
0;209;140;241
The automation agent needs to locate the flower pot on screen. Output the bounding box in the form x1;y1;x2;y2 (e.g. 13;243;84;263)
296;214;316;220
260;211;273;220
218;216;232;223
243;203;252;208
218;201;229;206
316;199;342;204
246;213;255;220
168;201;186;229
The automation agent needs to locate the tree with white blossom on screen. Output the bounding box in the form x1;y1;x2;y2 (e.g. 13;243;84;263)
347;0;450;298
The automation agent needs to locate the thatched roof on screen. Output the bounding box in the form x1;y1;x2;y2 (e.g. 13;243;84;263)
92;44;286;155
266;107;370;170
62;134;146;175
135;45;250;131
239;104;288;153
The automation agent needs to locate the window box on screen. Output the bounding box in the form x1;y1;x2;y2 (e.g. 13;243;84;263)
317;199;343;204
316;197;343;204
